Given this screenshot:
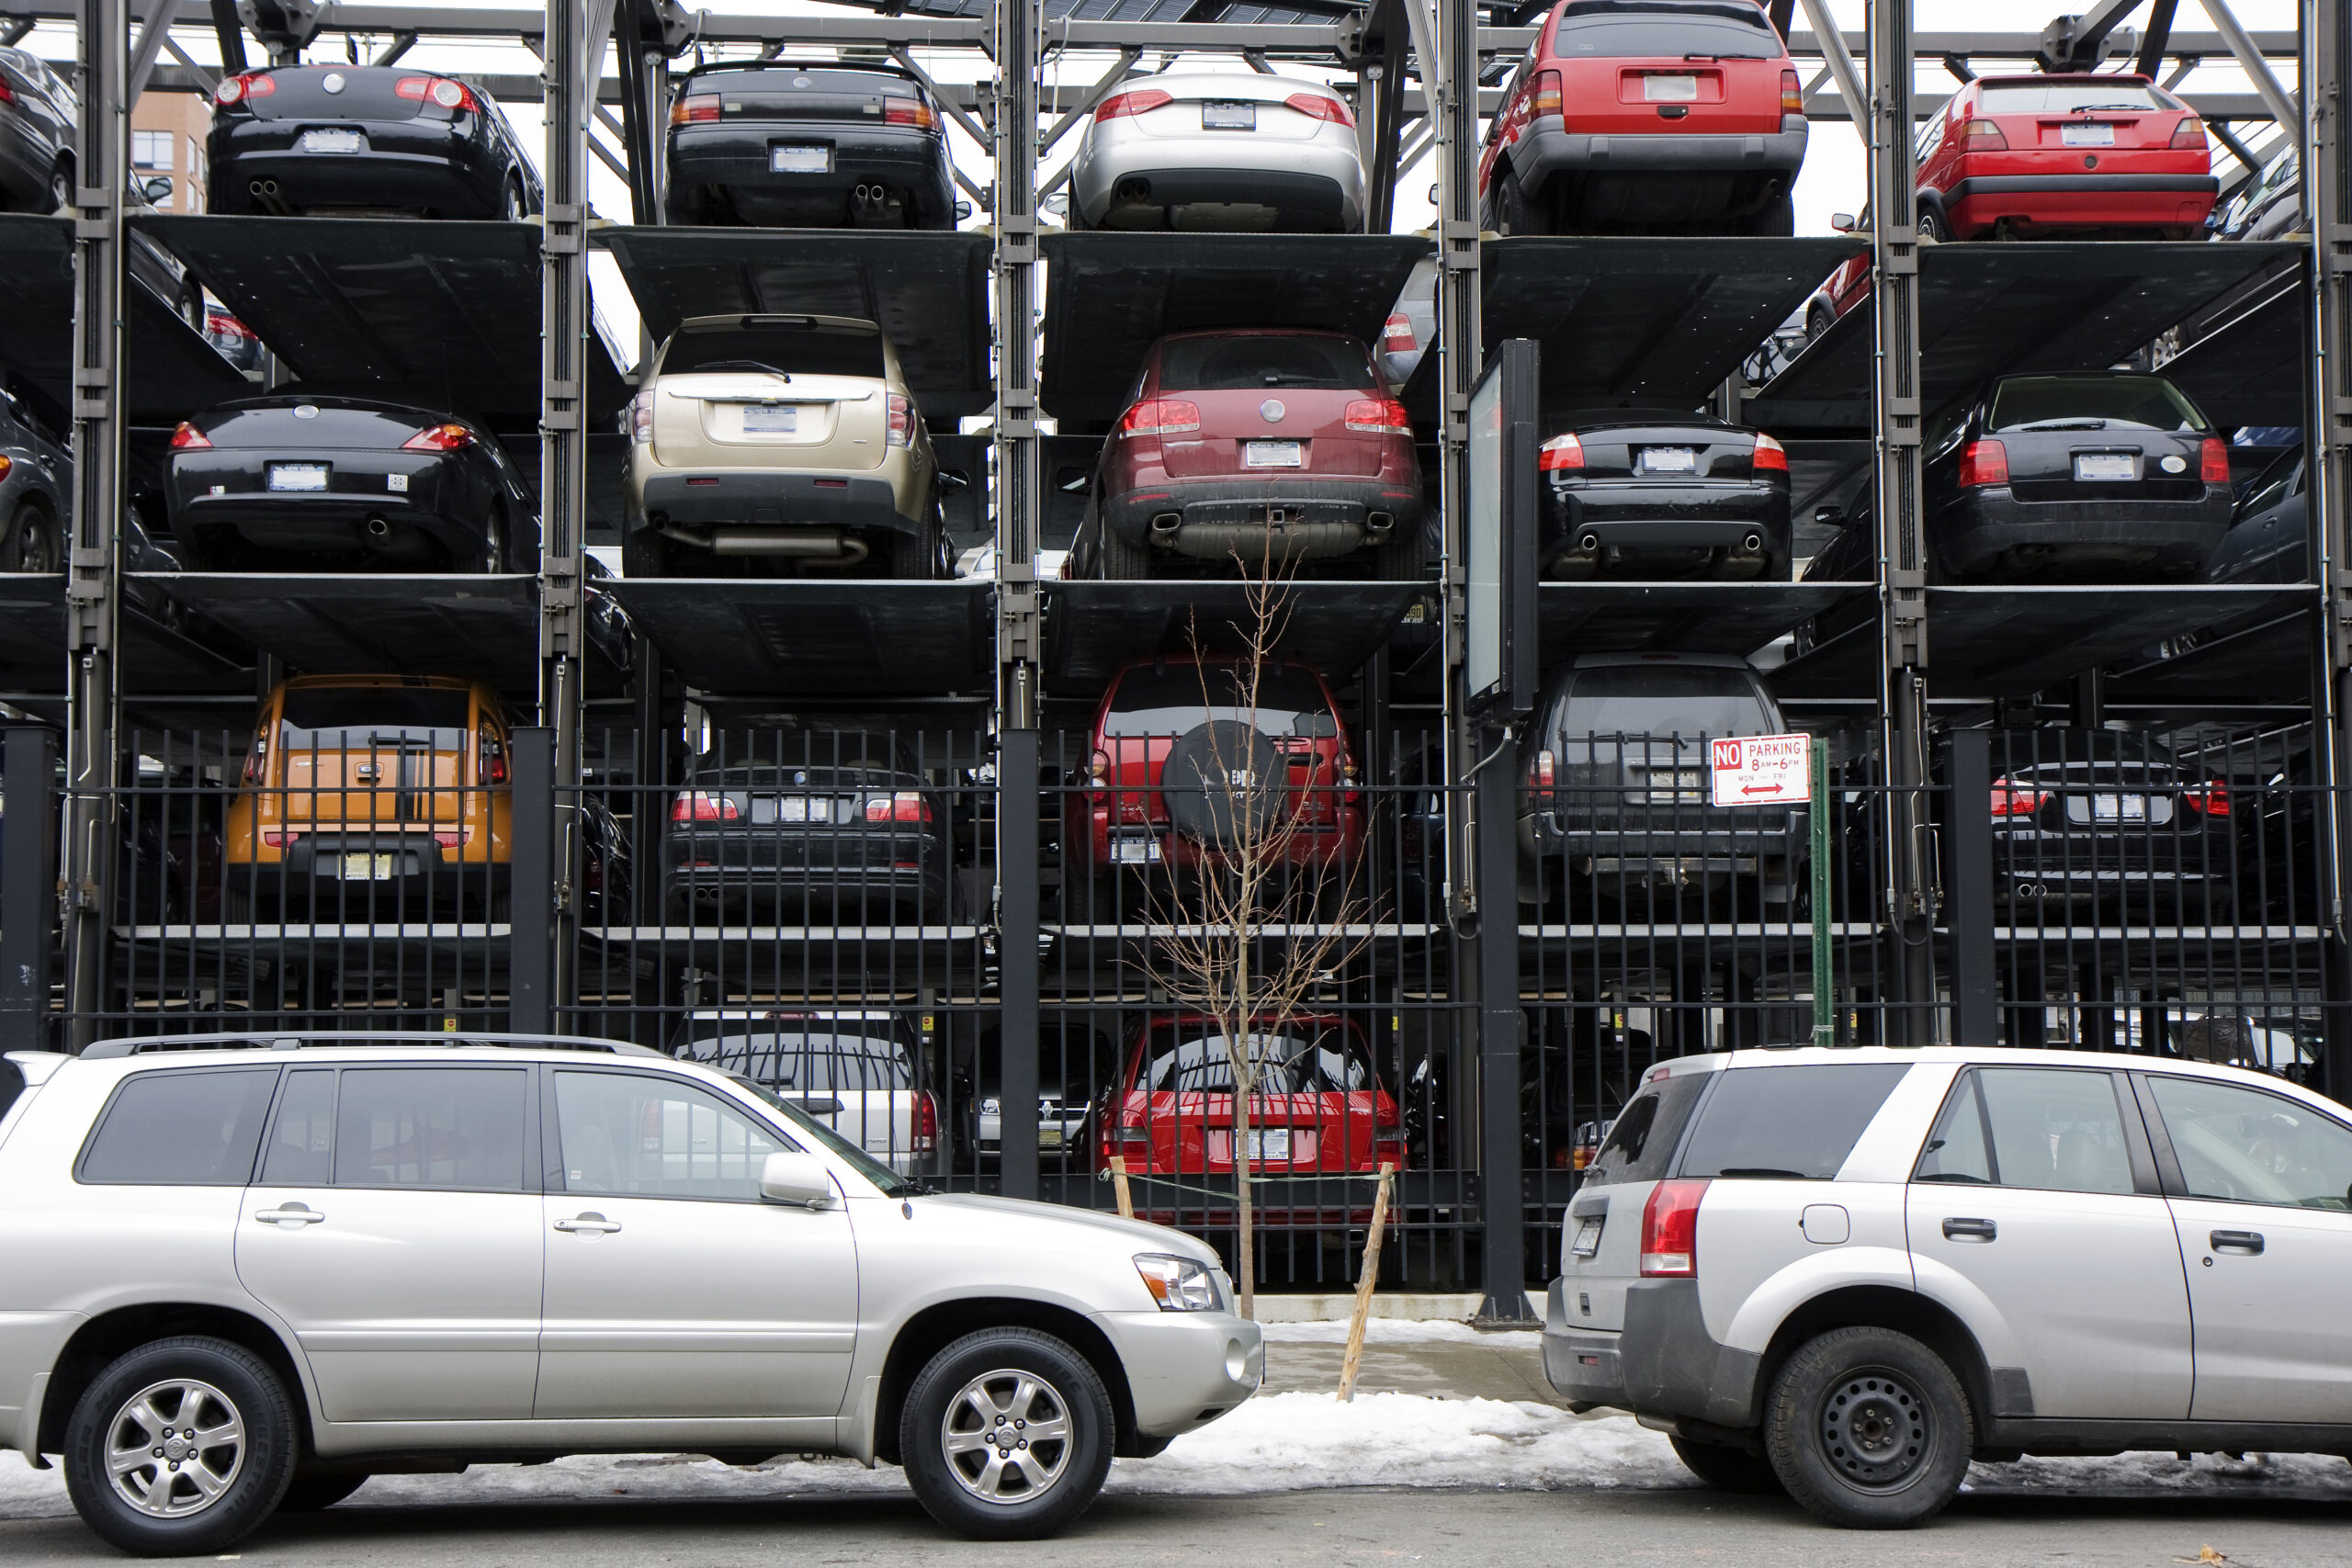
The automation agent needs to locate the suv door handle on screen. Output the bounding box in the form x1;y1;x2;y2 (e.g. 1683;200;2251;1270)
2210;1229;2265;1255
253;1203;324;1224
553;1213;622;1234
1941;1217;1997;1242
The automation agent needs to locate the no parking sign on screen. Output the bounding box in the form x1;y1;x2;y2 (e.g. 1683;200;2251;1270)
1708;733;1812;807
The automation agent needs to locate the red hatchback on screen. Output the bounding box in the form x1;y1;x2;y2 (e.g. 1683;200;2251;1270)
1915;73;2215;241
1080;329;1425;581
1096;1012;1406;1225
1478;0;1807;236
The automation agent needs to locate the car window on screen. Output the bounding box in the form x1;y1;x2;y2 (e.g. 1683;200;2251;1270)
554;1068;786;1202
1987;376;2206;434
1581;1069;1709;1186
1141;1030;1374;1094
1549;2;1781;59
684;1031;913;1091
2147;1076;2352;1211
79;1066;279;1185
260;1067;336;1184
1677;1063;1912;1179
1976;81;2170;114
1155;335;1374;393
1102;666;1331;739
1557;665;1772;739
334;1067;526;1190
2233;452;2303;522
280;688;471;751
1915;1074;1994;1183
661;321;886;379
1962;1066;2135;1195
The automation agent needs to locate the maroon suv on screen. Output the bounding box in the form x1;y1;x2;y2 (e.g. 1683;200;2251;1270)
1079;330;1426;581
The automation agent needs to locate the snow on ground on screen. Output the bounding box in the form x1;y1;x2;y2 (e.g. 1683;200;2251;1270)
1261;1317;1544;1348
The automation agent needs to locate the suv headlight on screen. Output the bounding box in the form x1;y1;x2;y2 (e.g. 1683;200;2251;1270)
1135;1253;1220;1312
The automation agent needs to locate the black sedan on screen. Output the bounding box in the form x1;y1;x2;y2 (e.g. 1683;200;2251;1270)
1920;371;2233;581
1540;410;1792;580
662;751;956;924
206;64;541;220
163;395;536;572
663;61;960;230
0;45;75;212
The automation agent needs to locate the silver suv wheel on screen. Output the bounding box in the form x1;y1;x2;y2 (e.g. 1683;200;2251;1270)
105;1377;246;1518
939;1367;1074;1504
1817;1367;1929;1490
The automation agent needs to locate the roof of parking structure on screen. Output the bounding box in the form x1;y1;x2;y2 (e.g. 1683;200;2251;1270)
1536;581;1871;665
141;215;630;428
143;573;545;690
2156;286;2306;432
608;580;994;699
1039;233;1431;427
1043;581;1423;695
0;574;253;698
1401;237;1868;424
595;228;996;420
1747;241;2309;439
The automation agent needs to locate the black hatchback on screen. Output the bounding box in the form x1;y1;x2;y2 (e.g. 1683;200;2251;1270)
1539;410;1792;580
663;61;959;229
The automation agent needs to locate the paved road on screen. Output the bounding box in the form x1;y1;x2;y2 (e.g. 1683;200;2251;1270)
5;1481;2348;1567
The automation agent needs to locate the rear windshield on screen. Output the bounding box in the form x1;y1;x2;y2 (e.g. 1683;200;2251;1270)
1551;2;1781;60
1141;1030;1374;1094
662;322;886;380
686;1032;913;1091
1559;666;1770;738
1676;1062;1912;1179
1103;667;1332;738
1156;335;1374;393
690;67;916;97
280;689;470;750
1988;376;2207;434
1977;82;2173;114
1581;1069;1709;1185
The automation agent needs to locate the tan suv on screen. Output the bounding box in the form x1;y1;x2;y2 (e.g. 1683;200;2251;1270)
622;313;948;579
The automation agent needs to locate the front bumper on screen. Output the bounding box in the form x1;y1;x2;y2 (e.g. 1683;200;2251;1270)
1931;486;2231;578
1103;476;1425;565
1096;1308;1265;1438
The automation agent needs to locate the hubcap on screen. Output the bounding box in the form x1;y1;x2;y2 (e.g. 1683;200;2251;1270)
939;1367;1073;1506
1818;1368;1928;1491
105;1378;245;1519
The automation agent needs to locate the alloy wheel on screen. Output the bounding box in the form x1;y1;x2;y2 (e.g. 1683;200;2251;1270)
104;1378;246;1519
938;1367;1074;1505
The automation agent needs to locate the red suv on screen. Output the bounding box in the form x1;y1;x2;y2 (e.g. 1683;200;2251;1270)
1079;329;1425;581
1914;73;2215;241
1062;656;1363;922
1478;0;1806;236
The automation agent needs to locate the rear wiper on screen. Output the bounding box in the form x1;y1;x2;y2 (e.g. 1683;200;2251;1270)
2010;418;2109;431
694;359;792;379
1713;1166;1816;1179
1685;51;1768;60
1258;373;1330;387
2069;104;2144;113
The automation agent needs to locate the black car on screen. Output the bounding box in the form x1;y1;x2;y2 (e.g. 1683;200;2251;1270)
2205;446;2307;588
206;64;542;220
1916;371;2233;581
663;61;959;230
662;747;956;923
163;394;537;572
0;379;70;571
0;45;75;213
1539;411;1792;580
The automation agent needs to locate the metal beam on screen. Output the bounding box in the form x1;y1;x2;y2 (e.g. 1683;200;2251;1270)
126;2;172;105
540;0;590;1000
2313;0;2352;1100
2199;0;2301;132
2135;0;2180;80
1794;0;1866;141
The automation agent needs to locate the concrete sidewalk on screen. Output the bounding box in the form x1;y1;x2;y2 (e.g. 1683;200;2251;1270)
1255;1320;1565;1407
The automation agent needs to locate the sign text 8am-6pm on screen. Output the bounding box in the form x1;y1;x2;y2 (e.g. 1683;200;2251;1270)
1709;733;1812;807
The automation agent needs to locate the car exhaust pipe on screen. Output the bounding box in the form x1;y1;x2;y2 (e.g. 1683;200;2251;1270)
1148;513;1182;539
1741;531;1763;554
1364;511;1395;540
1577;532;1600;556
365;516;392;540
659;522;870;563
249;178;295;216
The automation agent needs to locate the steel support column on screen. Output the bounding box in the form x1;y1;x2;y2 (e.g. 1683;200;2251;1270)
2;728;58;1050
2312;0;2352;1100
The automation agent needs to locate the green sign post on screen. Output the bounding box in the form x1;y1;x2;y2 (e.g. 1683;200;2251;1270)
1812;739;1834;1046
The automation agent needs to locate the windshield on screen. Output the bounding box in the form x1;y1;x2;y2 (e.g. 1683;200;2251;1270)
1552;2;1781;59
662;322;885;379
1102;666;1332;739
1978;81;2171;114
1142;1029;1375;1094
1988;377;2207;434
1156;334;1374;393
729;1075;922;1197
1559;666;1771;738
686;1032;912;1090
279;688;470;750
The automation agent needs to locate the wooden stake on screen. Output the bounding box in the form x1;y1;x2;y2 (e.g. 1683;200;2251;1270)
1109;1156;1135;1220
1336;1162;1395;1403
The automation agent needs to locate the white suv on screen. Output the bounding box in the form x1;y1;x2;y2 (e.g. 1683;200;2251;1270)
1546;1046;2352;1528
0;1033;1261;1555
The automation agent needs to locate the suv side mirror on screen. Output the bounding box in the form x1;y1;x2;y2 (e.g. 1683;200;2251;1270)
140;175;173;205
1813;504;1846;528
1829;211;1856;233
759;1149;838;1209
954;199;974;221
1292;713;1340;739
1041;192;1069;216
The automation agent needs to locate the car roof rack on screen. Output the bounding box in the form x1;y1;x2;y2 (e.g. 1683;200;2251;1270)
80;1032;664;1060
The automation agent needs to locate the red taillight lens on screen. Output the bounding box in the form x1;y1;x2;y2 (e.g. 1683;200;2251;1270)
1751;433;1788;472
2170;117;2208;150
1989;777;2046;817
864;790;933;824
671;95;720;125
1343;397;1412;435
883;97;938;130
887;392;916;449
1096;87;1173;122
2183;781;2232;818
396;75;479;112
672;790;740;822
214;72;275;106
2200;437;2231;485
1383;311;1416;349
1640;1179;1710;1277
241;733;267;785
1532;70;1563;118
1781;69;1804;116
1285;92;1353;128
1116;399;1201;438
478;732;508;785
1957;118;2008;151
1957;438;2008;488
1528;748;1556;791
912;1091;939;1155
402;422;476;453
1539;432;1585;472
629;389;654;445
169;422;212;450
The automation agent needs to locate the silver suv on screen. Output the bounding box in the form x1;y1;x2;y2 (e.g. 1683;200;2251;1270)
1546;1046;2352;1528
0;1034;1262;1555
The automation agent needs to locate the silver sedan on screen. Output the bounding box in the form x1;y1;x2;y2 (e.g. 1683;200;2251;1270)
1068;71;1366;233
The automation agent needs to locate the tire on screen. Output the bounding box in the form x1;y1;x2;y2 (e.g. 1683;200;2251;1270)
277;1472;368;1512
1746;194;1796;237
49;162;71;215
899;1326;1114;1540
1805;304;1833;344
1762;1327;1972;1529
1917;206;1951;243
6;502;59;572
622;526;670;579
1670;1434;1785;1495
1095;518;1153;580
177;286;205;334
501;177;526;222
62;1336;299;1557
480;505;510;574
878;521;943;580
1497;166;1544;237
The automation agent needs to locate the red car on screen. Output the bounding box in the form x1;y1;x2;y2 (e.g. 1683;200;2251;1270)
1914;73;2215;241
1477;0;1806;236
1095;1012;1406;1225
1062;655;1363;922
1079;329;1425;581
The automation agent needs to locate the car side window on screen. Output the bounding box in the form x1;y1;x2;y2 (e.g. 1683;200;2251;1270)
334;1067;527;1191
554;1069;786;1202
2147;1076;2352;1211
260;1067;336;1185
1914;1073;1994;1184
79;1066;280;1185
1968;1067;2136;1195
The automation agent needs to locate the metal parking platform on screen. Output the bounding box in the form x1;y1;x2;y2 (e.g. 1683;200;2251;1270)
1038;232;1430;427
2159;284;2305;431
1536;581;1871;660
0;573;250;696
1042;581;1424;694
595;228;995;418
610;579;993;697
140;572;544;687
2106;602;2317;705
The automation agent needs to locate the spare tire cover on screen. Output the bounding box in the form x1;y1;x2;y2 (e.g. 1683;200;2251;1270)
1159;720;1285;850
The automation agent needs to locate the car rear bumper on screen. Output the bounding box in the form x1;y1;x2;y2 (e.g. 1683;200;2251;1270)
1104;476;1424;564
1516;117;1808;186
209;126;504;216
636;469;918;540
1544;480;1789;573
1543;1280;1629;1410
1073;153;1363;232
1932;488;2231;577
1939;173;2218;232
229;840;508;914
663;124;956;225
1614;1278;1762;1428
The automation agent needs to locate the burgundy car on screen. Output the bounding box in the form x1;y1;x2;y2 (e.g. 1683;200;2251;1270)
1080;329;1425;581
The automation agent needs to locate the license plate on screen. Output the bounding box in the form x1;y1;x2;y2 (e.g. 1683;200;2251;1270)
1244;440;1303;468
2062;122;2117;146
770;143;831;173
1644;74;1700;102
1038;1127;1065;1149
2093;794;2149;820
1111;836;1161;864
2075;452;2136;482
1571;1219;1603;1258
1648;770;1703;800
300;128;365;154
766;795;828;823
339;852;395;882
1248;1129;1291;1161
742;404;798;434
1638;446;1698;474
267;463;330;492
1202;100;1257;130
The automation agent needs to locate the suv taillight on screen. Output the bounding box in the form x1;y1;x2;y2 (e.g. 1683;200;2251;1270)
1531;70;1563;118
169;422;212;450
213;71;275;106
629;389;654;445
478;731;509;785
912;1090;939;1155
887;393;917;449
1528;748;1556;790
1383;312;1416;349
882;97;938;130
1116;399;1200;438
395;75;480;113
241;731;268;786
1343;397;1412;435
1640;1179;1710;1277
1781;70;1804;116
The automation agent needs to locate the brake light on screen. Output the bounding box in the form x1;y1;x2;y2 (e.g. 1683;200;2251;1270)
1539;432;1584;471
1116;399;1200;438
2170;117;2208;150
214;72;275;106
883;97;938;130
1531;70;1563;118
0;79;15;104
1096;87;1173;122
1383;312;1416;349
629;389;653;444
864;790;933;824
2183;781;2232;818
912;1090;939;1155
1640;1179;1709;1277
262;830;300;847
671;95;720;124
1957;118;2008;151
432;830;471;849
1285;92;1353;128
2200;437;2230;485
1781;70;1804;116
241;732;267;785
396;76;479;113
1529;748;1555;789
672;790;740;822
1751;433;1788;472
1343;397;1412;435
887;392;917;449
1989;777;2046;816
479;732;508;785
1957;438;2008;488
402;422;476;453
169;422;212;450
